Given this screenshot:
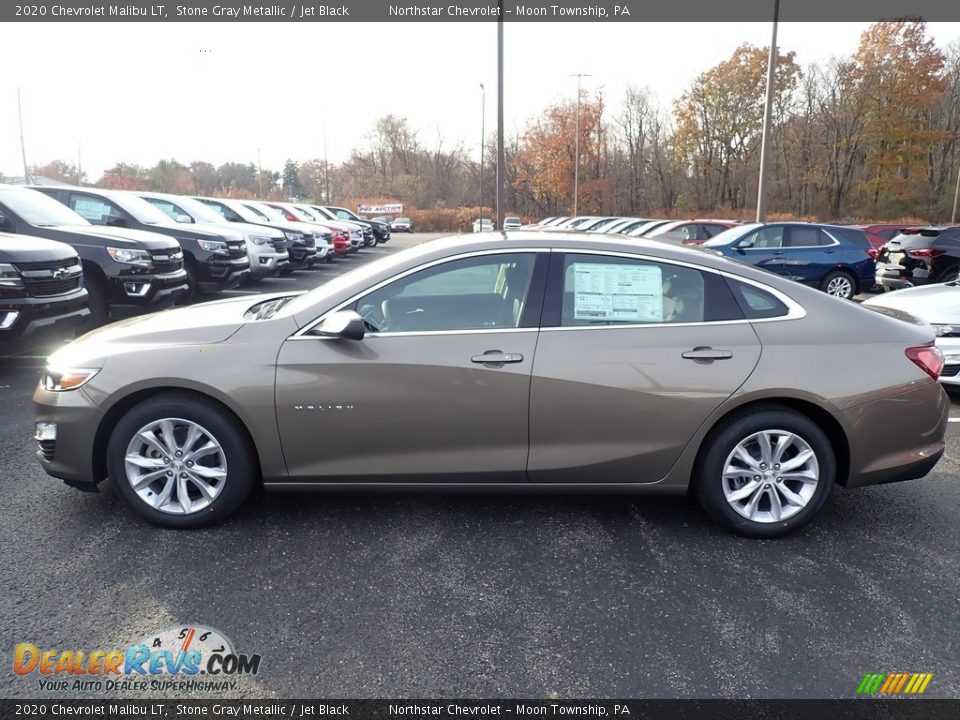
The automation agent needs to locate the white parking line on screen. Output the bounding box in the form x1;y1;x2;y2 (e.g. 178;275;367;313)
949;418;960;423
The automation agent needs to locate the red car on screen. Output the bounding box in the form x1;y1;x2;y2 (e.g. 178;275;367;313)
851;224;915;259
645;219;739;245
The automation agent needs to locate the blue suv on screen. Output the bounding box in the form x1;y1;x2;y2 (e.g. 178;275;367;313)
703;223;875;300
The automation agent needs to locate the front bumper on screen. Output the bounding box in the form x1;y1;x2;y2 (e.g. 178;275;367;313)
936;336;960;386
0;290;90;351
109;269;190;316
33;382;105;489
248;249;290;279
197;256;251;293
840;381;949;489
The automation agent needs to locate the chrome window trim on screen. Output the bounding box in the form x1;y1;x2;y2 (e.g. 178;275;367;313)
288;245;805;341
290;248;551;340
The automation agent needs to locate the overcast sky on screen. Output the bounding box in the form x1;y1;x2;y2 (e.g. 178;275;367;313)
2;21;959;180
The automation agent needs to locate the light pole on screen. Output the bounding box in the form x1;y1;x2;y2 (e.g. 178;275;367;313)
322;108;330;203
479;83;485;225
496;13;505;231
569;73;592;217
755;0;780;222
952;158;960;224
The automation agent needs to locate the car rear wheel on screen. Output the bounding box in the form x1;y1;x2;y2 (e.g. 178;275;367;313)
695;408;835;538
106;394;256;528
821;270;856;300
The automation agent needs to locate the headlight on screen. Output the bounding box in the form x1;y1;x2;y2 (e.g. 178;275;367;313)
933;324;960;338
283;231;303;243
0;262;25;289
197;239;229;255
41;367;100;392
106;247;153;267
246;234;274;246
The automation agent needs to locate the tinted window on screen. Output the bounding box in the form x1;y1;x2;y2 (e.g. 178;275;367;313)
727;279;789;319
353;253;536;333
144;198;191;222
787;227;825;247
703;224;730;237
828;227;871;249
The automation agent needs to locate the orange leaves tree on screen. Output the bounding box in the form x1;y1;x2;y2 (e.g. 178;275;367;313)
672;43;800;212
512;91;609;216
849;21;949;215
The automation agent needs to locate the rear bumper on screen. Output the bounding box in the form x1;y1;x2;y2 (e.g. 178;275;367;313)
839;381;949;489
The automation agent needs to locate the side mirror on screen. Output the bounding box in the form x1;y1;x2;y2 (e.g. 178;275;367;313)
313;309;365;340
175;214;193;224
736;238;754;249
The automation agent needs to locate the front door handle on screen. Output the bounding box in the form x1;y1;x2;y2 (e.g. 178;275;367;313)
471;351;524;365
682;347;732;362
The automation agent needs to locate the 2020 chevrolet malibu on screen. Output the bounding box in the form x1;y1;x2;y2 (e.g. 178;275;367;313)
34;233;948;536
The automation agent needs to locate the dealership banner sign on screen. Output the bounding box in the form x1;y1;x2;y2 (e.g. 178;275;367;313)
358;204;403;215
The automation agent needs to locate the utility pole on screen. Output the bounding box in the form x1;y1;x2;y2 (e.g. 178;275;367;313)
755;0;780;222
496;12;505;230
323;111;330;203
569;73;592;217
257;147;264;198
479;83;485;225
18;88;29;183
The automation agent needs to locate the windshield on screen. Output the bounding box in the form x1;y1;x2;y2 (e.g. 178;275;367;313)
247;203;287;222
703;223;761;247
330;207;360;221
310;206;335;220
294;206;319;221
0;188;90;227
395;217;410;223
109;193;177;225
144;195;225;224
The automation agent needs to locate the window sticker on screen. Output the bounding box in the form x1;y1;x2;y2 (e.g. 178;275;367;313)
573;263;663;322
72;199;107;221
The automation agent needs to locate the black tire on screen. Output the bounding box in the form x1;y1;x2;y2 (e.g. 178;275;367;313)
180;257;199;304
694;407;836;538
106;393;257;529
820;270;856;300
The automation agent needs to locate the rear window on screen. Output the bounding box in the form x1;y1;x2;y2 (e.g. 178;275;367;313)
727;279;790;319
827;227;871;249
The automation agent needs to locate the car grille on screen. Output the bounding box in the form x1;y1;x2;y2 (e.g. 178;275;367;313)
303;235;316;249
227;241;246;259
271;238;287;253
15;258;84;298
38;439;55;461
149;250;184;274
941;365;960;378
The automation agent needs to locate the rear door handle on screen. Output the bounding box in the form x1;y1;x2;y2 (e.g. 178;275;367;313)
471;351;524;364
682;347;732;362
771;250;784;255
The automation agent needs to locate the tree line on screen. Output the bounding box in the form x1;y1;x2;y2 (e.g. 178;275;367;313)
17;21;960;223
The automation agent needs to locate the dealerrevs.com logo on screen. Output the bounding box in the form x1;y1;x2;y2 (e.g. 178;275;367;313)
13;626;262;693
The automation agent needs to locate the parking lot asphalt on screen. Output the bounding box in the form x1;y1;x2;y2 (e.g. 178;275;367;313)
1;232;959;700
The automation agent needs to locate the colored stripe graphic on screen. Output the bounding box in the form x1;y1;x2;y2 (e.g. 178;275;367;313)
857;673;932;695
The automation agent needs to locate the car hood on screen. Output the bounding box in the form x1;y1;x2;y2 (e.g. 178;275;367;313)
0;234;79;263
48;293;299;369
55;224;183;251
862;283;960;323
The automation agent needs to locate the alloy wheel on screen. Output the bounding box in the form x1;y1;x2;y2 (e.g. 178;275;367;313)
721;429;819;523
826;275;853;298
124;418;228;515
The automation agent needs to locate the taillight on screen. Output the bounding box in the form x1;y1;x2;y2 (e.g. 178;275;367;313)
906;248;945;259
867;248;878;260
906;345;944;379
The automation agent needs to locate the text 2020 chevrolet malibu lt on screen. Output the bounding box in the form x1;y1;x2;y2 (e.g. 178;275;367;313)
34;233;948;536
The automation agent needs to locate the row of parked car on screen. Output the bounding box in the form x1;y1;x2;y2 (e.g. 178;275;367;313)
522;215;960;302
0;183;392;352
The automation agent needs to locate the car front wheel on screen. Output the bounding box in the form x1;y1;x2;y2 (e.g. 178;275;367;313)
695;408;835;538
106;394;256;528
